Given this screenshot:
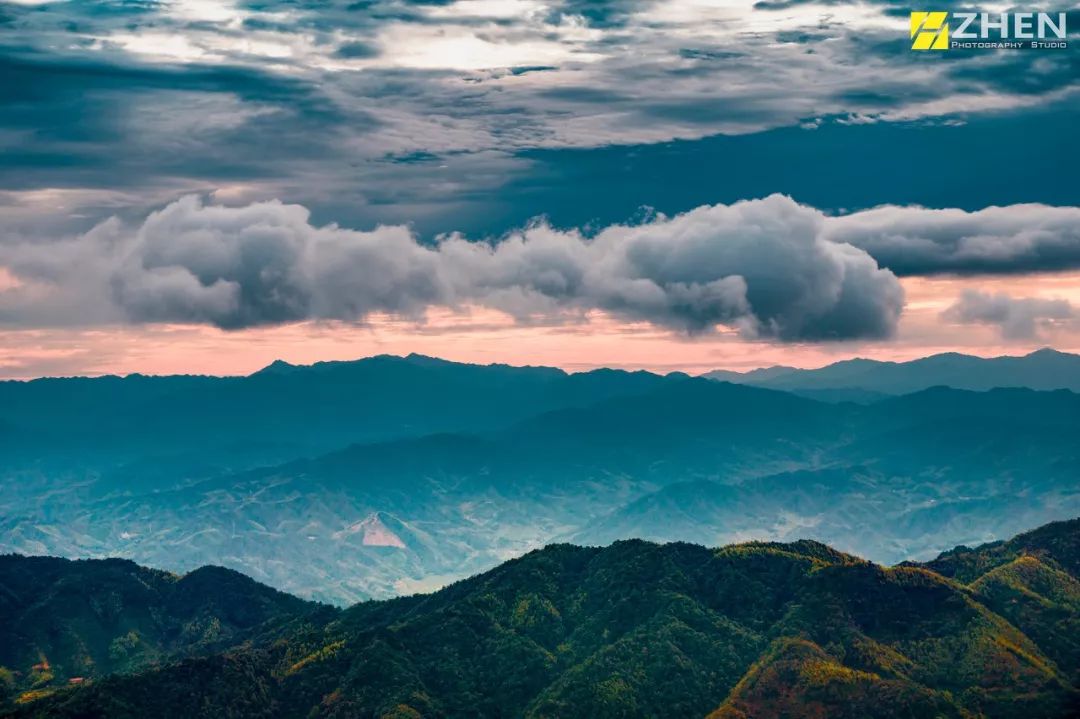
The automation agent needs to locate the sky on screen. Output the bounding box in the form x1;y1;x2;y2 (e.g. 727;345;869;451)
0;0;1078;378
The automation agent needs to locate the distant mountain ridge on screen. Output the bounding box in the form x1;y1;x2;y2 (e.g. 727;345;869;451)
703;348;1080;395
568;382;1080;550
0;353;678;489
3;518;1078;718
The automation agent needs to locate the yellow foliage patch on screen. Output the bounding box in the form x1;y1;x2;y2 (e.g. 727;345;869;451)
799;658;880;686
286;639;346;676
16;688;55;705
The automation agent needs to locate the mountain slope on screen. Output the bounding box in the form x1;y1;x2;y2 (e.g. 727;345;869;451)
0;554;326;705
0;354;675;484
6;379;1078;604
573;386;1080;563
921;517;1080;583
3;377;851;603
7;519;1079;718
706;637;969;719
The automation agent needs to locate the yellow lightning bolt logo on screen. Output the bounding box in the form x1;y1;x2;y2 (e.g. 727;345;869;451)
911;11;949;50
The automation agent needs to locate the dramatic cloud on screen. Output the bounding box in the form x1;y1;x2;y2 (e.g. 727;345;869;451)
1;0;1075;241
0;195;904;341
943;290;1075;341
8;194;1080;340
0;197;448;330
439;195;903;340
825;204;1080;276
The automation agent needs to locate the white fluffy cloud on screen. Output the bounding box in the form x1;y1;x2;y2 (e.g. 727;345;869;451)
7;195;1080;342
439;194;903;339
825;204;1080;276
943;290;1075;341
111;198;449;329
0;194;904;341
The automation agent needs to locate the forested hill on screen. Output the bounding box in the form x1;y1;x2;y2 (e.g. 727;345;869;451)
4;519;1079;719
0;554;328;706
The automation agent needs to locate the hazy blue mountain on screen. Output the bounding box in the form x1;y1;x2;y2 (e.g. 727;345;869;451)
5;371;1078;605
2;378;844;602
574;385;1080;559
0;353;675;480
696;365;799;384
572;466;1077;564
771;387;891;404
703;348;1080;395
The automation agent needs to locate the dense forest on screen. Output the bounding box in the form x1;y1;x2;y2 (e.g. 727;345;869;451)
2;518;1078;718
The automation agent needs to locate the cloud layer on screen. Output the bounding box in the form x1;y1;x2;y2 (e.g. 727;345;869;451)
0;195;906;341
943;289;1075;340
827;204;1080;276
7;194;1080;341
1;0;1075;241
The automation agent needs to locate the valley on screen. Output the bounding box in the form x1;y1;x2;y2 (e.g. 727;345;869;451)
2;352;1078;604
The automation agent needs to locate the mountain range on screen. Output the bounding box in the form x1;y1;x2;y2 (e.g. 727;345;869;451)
2;351;1079;604
2;518;1078;718
0;354;676;481
703;348;1080;398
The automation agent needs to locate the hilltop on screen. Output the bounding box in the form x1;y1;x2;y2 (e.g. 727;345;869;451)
3;518;1078;718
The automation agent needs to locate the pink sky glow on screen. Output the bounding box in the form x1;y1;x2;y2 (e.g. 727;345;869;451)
2;272;1079;380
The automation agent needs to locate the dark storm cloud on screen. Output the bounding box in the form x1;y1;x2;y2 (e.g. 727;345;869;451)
536;85;633;103
335;40;381;59
0;0;1076;277
234;0;522;31
754;0;975;10
545;0;658;29
950;51;1080;97
753;0;826;9
0;47;379;210
488;102;1078;246
0;50;345;133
